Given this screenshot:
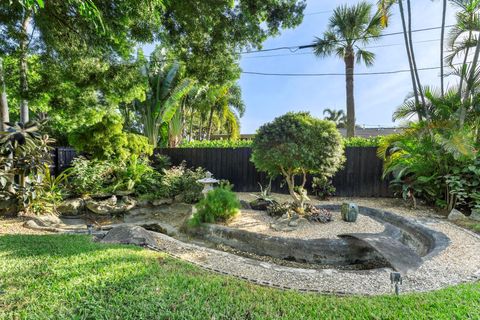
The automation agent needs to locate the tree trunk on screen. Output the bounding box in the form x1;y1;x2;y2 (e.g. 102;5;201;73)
344;50;355;138
398;0;421;120
0;57;9;132
188;108;194;141
440;0;447;97
206;106;215;140
406;0;426;109
19;11;31;124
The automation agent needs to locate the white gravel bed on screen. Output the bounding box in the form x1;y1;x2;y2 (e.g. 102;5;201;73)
151;218;480;295
149;195;480;295
226;209;385;239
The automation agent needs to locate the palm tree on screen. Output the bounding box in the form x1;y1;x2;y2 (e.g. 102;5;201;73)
377;0;425;113
446;0;480;125
314;2;384;137
205;83;245;140
323;108;347;128
137;61;193;148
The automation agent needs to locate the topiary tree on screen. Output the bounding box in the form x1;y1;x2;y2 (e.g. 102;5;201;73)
251;112;345;209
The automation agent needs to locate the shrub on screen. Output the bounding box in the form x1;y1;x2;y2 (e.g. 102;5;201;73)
160;163;205;203
311;176;336;200
68;114;153;160
344;136;382;147
190;186;240;226
69;157;121;195
179;139;252;148
251;112;345;208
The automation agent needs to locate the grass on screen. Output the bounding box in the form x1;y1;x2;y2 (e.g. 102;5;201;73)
0;235;479;319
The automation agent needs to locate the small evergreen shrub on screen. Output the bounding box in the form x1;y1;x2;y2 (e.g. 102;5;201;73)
190;186;240;226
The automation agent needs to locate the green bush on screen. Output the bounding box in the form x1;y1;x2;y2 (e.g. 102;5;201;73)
251;112;345;209
344;136;382;147
179;139;253;148
160;163;205;203
190;186;240;226
176;136;384;148
68;114;153;160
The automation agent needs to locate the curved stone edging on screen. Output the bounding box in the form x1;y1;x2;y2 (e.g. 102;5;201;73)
145;217;480;295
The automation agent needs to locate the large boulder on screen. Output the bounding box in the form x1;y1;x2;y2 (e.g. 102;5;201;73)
57;198;85;216
100;225;157;247
30;215;63;227
448;209;468;221
86;196;136;215
469;210;480;222
250;198;278;211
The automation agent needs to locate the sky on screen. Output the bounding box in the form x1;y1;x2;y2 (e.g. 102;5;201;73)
144;0;459;133
238;0;458;133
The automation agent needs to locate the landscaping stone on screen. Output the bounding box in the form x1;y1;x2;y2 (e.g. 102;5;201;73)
341;202;359;222
57;198;85;216
250;198;277;211
100;225;157;247
448;209;468;221
30;215;63;227
151;198;173;206
239;200;251;210
86;196;136;215
469;210;480;222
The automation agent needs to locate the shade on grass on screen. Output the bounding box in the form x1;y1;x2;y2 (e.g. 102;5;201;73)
0;234;479;319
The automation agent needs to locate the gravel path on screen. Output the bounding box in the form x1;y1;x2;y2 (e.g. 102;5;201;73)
148;195;480;295
151;218;480;295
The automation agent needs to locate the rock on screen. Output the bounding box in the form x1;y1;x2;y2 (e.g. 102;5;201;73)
57;198;85;216
448;209;468;221
469;210;480;222
136;199;151;208
115;190;134;196
288;220;298;227
151;198;173;206
30;215;63;227
174;194;184;203
86;196;136;215
250;198;277;211
341;202;359;222
239;200;251;210
100;225;157;247
156;203;194;216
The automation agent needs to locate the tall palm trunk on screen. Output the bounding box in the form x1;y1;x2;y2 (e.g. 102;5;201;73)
398;0;421;120
440;0;447;97
19;11;31;124
344;49;355;137
206;105;215;140
406;0;426;109
0;57;9;132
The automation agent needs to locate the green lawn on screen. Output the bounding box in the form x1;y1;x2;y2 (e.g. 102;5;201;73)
0;235;479;319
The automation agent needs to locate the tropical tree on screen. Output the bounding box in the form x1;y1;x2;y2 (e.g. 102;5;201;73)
0;0;164;123
323;108;347;128
137;59;193;148
313;2;385;137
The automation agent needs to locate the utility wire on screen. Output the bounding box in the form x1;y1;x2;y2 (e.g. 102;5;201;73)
240;25;454;55
242;38;441;59
241;61;470;77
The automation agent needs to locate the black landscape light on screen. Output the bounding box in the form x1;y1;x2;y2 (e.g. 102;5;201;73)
390;272;402;295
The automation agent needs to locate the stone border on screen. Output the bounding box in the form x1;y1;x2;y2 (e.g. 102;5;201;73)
142;214;480;295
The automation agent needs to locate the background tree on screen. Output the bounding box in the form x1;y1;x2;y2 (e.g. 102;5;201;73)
323;108;347;128
0;0;164;123
251;112;345;209
314;2;385;137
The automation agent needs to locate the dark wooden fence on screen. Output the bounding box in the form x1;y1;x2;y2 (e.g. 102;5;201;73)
50;146;391;197
155;147;392;197
50;147;77;175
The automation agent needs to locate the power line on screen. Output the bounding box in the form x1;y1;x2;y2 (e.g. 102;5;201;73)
240;25;454;55
242;38;441;60
241;61;469;77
